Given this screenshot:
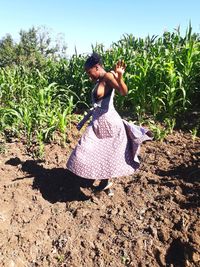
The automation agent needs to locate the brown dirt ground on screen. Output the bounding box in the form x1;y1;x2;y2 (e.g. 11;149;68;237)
0;128;199;267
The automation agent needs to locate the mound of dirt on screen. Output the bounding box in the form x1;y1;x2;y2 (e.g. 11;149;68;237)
0;130;199;266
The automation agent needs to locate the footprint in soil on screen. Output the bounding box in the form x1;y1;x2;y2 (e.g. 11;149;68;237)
6;157;93;203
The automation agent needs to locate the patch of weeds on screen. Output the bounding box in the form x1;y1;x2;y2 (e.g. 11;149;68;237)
56;253;65;263
55;251;71;266
190;127;198;142
25;143;45;160
147;120;169;141
121;250;131;266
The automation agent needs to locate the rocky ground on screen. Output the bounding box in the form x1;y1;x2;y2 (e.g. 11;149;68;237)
0;129;199;267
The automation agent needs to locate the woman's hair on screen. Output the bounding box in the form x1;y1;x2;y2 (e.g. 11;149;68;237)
84;52;102;70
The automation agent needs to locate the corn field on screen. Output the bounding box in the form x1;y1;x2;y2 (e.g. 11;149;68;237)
0;26;200;154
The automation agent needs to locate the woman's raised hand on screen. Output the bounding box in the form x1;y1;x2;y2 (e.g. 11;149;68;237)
115;60;126;79
111;60;126;81
106;59;128;95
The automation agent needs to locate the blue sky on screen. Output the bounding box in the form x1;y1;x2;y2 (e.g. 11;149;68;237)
0;0;199;57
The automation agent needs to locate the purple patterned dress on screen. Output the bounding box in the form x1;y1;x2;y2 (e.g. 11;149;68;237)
67;84;152;180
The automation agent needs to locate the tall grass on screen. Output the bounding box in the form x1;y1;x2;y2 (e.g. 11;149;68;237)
102;26;200;122
0;25;199;152
0;67;82;156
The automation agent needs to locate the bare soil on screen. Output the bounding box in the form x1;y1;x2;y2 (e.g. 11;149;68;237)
0;129;199;267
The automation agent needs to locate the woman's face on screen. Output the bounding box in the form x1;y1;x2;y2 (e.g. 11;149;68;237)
86;65;100;81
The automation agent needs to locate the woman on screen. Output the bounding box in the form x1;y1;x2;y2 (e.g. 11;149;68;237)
67;52;152;196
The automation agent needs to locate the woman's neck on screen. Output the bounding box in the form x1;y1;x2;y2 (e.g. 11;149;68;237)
98;69;106;81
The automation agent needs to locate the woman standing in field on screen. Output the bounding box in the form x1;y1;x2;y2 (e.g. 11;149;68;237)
67;52;152;196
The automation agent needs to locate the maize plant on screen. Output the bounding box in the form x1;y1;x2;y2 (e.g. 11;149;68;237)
0;24;199;150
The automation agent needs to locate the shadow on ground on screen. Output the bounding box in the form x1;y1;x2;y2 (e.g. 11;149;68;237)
6;157;94;203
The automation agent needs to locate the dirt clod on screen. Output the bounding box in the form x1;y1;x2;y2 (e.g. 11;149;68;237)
0;130;199;266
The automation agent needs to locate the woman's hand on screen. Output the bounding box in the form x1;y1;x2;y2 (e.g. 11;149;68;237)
111;60;126;81
104;59;128;96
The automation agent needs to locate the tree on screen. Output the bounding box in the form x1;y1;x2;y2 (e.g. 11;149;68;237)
0;34;16;67
0;26;68;68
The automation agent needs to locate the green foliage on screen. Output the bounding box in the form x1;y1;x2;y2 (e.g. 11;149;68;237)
0;26;67;69
0;34;16;67
190;127;198;141
0;24;200;153
107;26;200;123
0;67;81;149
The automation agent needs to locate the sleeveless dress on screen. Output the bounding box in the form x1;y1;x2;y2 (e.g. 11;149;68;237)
66;84;152;180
